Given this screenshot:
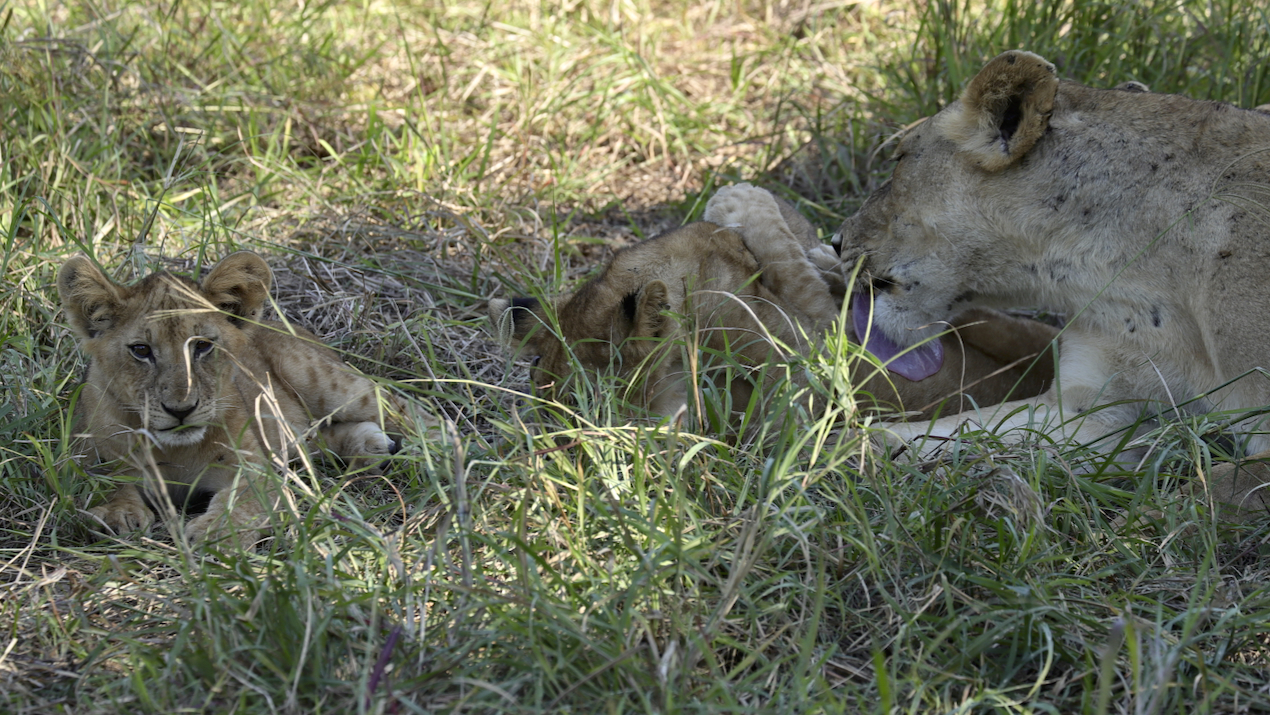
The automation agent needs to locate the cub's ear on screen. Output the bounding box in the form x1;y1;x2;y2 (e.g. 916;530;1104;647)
58;255;126;339
631;280;671;338
201;251;272;322
943;50;1058;171
489;296;553;354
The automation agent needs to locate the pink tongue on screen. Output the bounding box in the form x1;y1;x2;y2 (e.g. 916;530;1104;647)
851;292;945;381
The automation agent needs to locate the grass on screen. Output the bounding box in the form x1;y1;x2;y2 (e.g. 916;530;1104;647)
2;0;1270;712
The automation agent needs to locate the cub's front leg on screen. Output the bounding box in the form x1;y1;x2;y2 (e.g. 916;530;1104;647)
261;326;408;464
183;464;277;547
703;183;839;328
87;481;155;534
322;421;400;473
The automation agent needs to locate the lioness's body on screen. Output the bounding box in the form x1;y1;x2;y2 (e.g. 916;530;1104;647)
61;252;402;544
836;51;1270;508
493;185;1055;425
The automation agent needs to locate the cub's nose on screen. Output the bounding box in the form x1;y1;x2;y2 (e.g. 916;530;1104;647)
162;402;198;422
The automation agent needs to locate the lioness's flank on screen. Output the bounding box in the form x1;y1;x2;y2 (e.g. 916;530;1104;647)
836;50;1270;512
491;184;1055;429
60;252;406;546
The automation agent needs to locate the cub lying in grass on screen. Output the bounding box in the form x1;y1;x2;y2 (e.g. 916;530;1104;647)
491;184;1056;429
60;251;406;546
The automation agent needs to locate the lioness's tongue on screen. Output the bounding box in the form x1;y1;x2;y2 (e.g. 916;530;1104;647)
851;292;945;381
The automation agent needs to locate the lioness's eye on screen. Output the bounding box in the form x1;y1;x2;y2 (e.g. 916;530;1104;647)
129;344;153;360
192;339;214;357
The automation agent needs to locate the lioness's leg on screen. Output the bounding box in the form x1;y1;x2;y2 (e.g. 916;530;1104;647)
87;482;154;534
878;391;1122;457
703;183;839;328
880;335;1140;457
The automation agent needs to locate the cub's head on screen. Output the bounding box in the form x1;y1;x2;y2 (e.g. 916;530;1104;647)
59;252;272;448
488;249;680;414
834;50;1059;349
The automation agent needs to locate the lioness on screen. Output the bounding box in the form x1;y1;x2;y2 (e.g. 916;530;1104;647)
835;50;1270;512
491;184;1055;427
60;252;405;546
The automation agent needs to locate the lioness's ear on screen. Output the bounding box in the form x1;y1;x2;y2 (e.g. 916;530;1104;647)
59;255;126;339
489;296;552;354
943;50;1058;171
631;280;671;338
201;251;272;322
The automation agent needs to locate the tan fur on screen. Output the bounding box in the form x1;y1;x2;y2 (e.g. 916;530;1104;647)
60;252;405;546
491;184;1056;428
834;50;1270;515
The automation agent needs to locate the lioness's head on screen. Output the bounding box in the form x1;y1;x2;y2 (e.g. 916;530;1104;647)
834;50;1059;353
59;252;272;448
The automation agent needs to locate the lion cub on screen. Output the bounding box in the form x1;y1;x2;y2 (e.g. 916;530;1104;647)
60;252;404;546
490;184;1056;428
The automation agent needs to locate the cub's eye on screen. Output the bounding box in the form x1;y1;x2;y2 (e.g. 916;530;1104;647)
129;344;153;360
192;339;214;357
531;355;542;368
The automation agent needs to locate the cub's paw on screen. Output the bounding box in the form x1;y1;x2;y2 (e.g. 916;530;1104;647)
326;421;399;474
186;506;266;549
86;489;154;535
704;183;808;266
806;244;840;272
1198;457;1270;523
184;511;221;544
184;497;270;548
703;183;784;234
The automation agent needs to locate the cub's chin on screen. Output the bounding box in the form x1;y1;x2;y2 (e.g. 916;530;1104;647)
151;425;208;449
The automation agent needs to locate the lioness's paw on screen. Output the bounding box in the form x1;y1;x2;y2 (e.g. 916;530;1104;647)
87;501;155;535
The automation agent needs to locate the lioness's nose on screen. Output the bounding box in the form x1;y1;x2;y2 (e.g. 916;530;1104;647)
162;402;198;421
